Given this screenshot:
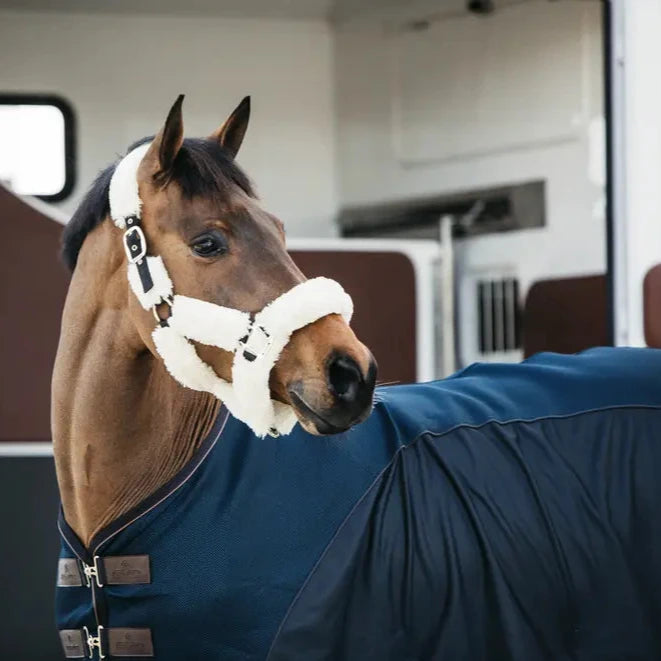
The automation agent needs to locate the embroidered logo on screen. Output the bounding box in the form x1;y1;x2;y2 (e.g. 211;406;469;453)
59;629;85;658
103;555;151;584
108;628;154;657
57;559;82;587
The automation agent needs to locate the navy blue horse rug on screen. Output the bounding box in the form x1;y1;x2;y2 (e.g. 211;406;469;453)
56;347;661;660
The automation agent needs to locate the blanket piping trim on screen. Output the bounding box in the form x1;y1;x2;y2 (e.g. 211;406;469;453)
58;407;230;562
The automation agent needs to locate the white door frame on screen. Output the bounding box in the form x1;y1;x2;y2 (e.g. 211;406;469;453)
610;0;661;347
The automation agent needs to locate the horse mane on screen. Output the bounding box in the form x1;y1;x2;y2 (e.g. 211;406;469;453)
61;137;255;270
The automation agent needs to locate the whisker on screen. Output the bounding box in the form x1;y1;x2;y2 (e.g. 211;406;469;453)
375;380;401;388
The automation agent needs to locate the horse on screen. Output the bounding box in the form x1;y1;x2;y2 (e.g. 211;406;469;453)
53;97;661;661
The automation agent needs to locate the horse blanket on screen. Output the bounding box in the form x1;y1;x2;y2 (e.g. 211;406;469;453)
56;347;661;660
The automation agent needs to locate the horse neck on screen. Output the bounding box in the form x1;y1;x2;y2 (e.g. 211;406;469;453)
52;221;219;547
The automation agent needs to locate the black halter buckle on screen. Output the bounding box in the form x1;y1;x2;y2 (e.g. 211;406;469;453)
123;225;147;265
122;216;155;294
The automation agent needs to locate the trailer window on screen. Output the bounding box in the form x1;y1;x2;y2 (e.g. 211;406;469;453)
0;95;75;202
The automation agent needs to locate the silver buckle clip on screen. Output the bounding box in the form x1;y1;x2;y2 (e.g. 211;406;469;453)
82;555;103;589
152;295;174;324
83;625;105;659
123;226;147;265
239;324;273;362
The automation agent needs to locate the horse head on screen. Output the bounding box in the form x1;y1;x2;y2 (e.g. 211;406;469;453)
102;95;376;435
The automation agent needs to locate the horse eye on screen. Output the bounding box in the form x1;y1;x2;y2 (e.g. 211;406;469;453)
190;231;228;258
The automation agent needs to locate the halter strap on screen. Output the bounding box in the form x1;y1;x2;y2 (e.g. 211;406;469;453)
108;143;353;437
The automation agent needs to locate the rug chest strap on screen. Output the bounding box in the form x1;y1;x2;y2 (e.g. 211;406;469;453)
59;627;154;659
57;555;151;588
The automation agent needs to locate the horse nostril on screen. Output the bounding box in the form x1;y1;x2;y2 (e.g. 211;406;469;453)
327;354;363;402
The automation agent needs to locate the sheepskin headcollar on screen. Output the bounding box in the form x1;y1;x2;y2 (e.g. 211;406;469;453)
108;143;353;437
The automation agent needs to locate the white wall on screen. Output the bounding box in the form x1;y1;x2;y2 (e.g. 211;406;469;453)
611;0;661;347
334;1;606;295
0;10;337;236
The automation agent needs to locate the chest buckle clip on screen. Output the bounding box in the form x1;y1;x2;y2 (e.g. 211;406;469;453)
83;625;105;659
82;555;103;588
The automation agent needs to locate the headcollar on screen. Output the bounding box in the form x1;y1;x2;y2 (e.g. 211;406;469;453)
108;143;353;437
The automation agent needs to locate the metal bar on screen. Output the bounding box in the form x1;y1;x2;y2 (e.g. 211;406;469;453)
493;279;505;352
0;442;53;456
482;280;493;354
438;215;456;376
505;278;516;351
609;0;629;345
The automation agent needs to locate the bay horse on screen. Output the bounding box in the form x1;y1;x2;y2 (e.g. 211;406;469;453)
53;97;661;661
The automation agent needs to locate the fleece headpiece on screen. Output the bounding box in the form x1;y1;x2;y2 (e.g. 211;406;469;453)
108;143;353;437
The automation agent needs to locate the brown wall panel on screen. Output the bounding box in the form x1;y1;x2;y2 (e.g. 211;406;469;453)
643;264;661;348
291;250;417;385
523;274;608;358
0;186;70;441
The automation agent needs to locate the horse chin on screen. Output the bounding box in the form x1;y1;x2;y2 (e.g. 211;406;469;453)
297;416;349;436
287;391;342;435
287;388;370;436
298;418;328;436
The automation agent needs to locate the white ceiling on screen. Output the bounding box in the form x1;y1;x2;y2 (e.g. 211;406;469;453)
0;0;468;21
0;0;335;19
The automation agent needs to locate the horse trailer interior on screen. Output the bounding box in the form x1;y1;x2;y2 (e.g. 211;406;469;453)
2;0;660;658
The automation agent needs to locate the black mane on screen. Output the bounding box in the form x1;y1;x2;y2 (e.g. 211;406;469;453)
61;137;255;270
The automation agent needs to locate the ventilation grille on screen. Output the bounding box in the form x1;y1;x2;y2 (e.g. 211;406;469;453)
477;278;521;354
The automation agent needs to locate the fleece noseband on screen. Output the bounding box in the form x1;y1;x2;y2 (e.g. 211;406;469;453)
108;143;353;438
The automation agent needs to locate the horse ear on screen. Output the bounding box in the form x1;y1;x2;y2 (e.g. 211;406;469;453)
146;95;185;176
210;96;250;159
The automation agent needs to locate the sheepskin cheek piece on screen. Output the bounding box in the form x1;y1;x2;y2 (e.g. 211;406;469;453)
108;142;354;438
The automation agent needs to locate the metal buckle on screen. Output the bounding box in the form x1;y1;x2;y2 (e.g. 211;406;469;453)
83;625;105;659
82;555;103;588
123;226;147;265
152;296;174;324
238;324;273;362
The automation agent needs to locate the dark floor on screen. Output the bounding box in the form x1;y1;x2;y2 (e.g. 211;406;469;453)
0;456;62;660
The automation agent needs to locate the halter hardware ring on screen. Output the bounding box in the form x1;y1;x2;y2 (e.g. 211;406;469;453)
238;323;273;362
123;225;147;265
152;296;174;324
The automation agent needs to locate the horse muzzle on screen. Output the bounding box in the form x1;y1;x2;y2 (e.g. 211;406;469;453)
286;352;377;435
